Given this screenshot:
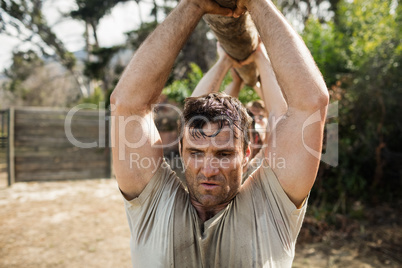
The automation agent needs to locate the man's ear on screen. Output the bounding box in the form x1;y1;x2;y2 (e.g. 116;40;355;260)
178;141;187;170
243;144;251;166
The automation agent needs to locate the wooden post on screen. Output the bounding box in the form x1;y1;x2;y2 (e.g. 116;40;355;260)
7;107;15;186
106;110;113;179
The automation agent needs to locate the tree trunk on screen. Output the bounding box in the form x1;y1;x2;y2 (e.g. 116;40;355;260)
85;20;91;61
91;20;100;49
204;0;259;86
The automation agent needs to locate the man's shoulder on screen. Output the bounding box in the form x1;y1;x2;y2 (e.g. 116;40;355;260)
123;160;185;207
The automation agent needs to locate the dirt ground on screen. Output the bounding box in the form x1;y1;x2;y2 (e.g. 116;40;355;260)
0;179;401;268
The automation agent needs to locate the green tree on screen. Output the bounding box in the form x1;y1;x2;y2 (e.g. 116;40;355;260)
337;0;399;70
2;50;79;107
0;0;76;69
0;0;90;96
274;0;340;24
302;18;347;87
3;50;44;96
69;0;129;98
69;0;128;49
162;63;203;104
305;0;402;210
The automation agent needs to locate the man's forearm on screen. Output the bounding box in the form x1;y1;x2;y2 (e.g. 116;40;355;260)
112;2;205;111
253;50;287;117
248;0;328;110
192;56;232;97
224;79;243;98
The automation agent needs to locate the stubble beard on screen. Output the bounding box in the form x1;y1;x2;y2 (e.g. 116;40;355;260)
185;170;241;209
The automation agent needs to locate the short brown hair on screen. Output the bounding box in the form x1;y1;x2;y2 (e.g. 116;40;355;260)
180;93;252;153
246;100;265;110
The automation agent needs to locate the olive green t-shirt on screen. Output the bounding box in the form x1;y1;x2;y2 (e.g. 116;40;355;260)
123;160;307;267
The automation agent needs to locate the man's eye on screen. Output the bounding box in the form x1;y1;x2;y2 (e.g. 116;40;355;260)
190;151;203;156
218;152;232;157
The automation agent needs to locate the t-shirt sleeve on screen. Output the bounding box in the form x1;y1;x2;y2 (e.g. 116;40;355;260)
122;160;183;242
245;157;308;242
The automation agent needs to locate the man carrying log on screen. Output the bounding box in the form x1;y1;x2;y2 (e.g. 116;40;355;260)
110;0;329;266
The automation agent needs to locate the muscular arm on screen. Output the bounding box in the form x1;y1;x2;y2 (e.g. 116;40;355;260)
111;0;233;199
252;45;287;117
252;83;263;100
236;0;329;207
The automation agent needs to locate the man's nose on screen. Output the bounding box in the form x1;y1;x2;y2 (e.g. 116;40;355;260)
200;157;220;178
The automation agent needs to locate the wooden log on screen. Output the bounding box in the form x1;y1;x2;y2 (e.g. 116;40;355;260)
204;0;259;86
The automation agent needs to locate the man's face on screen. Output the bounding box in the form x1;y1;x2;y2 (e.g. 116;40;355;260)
181;123;249;209
249;107;268;140
249;107;267;128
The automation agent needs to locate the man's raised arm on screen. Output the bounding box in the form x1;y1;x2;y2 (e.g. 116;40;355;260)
110;0;233;200
192;44;239;97
235;0;329;207
224;69;244;98
240;43;287;117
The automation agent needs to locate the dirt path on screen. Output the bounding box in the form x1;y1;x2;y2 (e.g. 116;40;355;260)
0;180;400;267
0;180;131;267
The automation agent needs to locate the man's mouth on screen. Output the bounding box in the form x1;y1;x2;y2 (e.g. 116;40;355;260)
200;182;220;190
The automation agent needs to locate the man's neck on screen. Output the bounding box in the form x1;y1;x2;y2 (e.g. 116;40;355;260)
190;200;230;223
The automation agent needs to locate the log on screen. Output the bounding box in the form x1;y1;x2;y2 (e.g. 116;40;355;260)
204;0;259;86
